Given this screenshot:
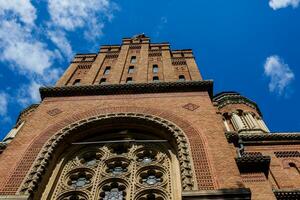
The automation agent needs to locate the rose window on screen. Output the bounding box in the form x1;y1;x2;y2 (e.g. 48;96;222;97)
106;160;129;175
137;149;156;164
67;171;92;189
140;169;163;185
99;182;126;200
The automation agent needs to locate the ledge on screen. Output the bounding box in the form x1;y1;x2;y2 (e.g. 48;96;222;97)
274;189;300;200
225;131;300;145
182;188;251;200
40;80;214;100
235;155;271;176
0;195;29;200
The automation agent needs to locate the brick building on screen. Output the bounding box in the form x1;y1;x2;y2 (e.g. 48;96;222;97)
0;34;299;199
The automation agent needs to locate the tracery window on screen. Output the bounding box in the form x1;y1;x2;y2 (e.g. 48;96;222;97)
45;137;177;200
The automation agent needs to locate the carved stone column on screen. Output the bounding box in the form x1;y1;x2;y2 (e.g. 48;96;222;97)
257;118;270;132
223;118;231;131
231;113;246;131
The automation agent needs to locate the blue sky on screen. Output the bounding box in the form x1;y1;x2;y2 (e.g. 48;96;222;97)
0;0;299;139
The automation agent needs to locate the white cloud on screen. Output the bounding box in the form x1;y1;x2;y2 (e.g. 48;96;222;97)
48;30;73;59
47;0;117;40
0;0;119;108
17;81;41;106
0;20;54;75
264;55;295;95
269;0;300;10
0;92;8;116
0;0;37;25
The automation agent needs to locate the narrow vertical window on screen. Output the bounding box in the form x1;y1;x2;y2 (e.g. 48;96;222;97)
103;66;111;75
128;66;134;74
153;76;159;82
152;65;158;73
130;56;137;64
73;79;81;86
100;78;107;85
178;75;185;81
126;77;133;83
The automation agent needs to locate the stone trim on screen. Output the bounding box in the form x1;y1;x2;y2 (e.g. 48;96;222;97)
39;80;213;100
0;195;29;200
182;188;251;200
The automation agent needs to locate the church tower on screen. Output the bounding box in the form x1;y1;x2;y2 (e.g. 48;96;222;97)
0;35;299;200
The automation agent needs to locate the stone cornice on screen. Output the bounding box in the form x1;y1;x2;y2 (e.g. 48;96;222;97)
182;188;251;200
40;80;214;100
213;92;262;116
225;131;300;145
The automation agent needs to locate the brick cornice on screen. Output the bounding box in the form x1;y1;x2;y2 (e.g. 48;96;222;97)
39;80;213;100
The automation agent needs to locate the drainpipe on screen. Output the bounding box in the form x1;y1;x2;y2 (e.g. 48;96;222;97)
237;138;244;157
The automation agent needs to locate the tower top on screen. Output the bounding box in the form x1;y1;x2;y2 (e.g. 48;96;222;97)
55;35;203;87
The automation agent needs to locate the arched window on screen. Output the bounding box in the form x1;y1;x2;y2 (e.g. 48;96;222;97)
178;75;185;81
128;66;134;74
126;77;133;83
73;79;81;86
153;76;159;82
43;130;179;200
103;66;111;75
130;56;137;64
153;65;158;73
100;78;107;85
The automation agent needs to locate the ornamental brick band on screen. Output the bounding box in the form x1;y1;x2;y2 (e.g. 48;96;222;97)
0;106;216;195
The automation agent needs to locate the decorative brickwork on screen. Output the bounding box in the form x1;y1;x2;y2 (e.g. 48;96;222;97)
46;108;62;116
241;173;266;183
182;103;200;111
172;58;187;66
274;151;300;158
